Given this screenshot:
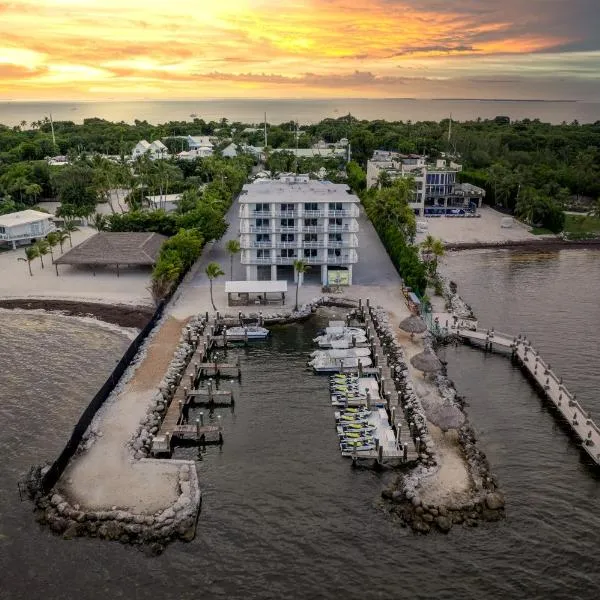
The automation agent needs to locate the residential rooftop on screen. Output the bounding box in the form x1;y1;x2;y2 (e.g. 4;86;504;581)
0;209;53;228
239;180;359;204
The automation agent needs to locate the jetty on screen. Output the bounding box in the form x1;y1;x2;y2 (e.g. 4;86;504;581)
458;328;600;466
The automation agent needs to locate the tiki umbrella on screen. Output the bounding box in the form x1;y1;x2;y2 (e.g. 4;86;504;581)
410;350;443;373
399;315;427;335
427;401;465;432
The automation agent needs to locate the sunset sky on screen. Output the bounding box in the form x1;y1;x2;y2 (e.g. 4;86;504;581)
1;0;599;100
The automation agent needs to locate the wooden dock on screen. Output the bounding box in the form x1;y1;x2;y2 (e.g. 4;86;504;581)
151;324;228;456
458;328;600;466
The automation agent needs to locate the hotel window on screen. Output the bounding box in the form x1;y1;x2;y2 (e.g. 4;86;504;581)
255;203;270;212
329;202;343;211
257;249;270;258
255;218;270;227
328;248;342;257
304;202;318;211
304;218;318;227
329;233;342;242
280;218;295;227
256;234;270;242
281;203;295;212
329;218;342;227
280;248;296;258
280;234;295;242
303;248;318;258
304;233;318;242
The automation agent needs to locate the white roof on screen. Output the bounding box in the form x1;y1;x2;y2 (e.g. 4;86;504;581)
135;140;150;149
239;180;359;204
225;280;288;294
0;209;52;228
150;140;167;150
188;135;214;147
146;194;181;205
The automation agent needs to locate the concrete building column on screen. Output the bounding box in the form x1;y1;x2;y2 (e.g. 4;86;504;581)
271;264;277;281
321;264;328;285
347;265;353;285
12;240;16;250
246;265;257;281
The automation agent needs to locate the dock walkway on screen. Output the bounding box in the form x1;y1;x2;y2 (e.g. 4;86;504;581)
458;328;600;466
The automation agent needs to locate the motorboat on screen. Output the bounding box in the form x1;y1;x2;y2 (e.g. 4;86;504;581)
224;326;269;340
311;347;371;359
313;332;368;349
310;355;372;372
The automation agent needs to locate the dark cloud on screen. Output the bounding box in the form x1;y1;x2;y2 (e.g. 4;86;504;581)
393;45;475;56
382;0;600;51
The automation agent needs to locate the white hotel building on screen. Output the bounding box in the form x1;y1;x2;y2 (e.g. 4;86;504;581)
239;176;359;285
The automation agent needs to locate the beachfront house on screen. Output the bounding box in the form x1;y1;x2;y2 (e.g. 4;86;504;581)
366;153;485;216
0;209;56;249
132;140;169;160
187;135;214;151
238;178;359;286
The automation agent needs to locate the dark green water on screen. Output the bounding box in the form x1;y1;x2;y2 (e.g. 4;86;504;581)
1;249;600;599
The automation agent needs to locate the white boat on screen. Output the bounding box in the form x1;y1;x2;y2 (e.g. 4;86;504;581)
225;326;269;340
313;332;367;349
310;347;371;359
324;326;365;336
310;356;372;372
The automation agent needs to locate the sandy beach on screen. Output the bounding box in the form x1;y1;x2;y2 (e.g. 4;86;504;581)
0;226;153;307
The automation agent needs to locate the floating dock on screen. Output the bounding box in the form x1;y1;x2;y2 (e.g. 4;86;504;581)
458;328;600;466
317;318;419;466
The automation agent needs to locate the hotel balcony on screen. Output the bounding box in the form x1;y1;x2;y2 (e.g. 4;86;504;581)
328;223;358;233
328;207;359;218
241;249;358;266
303;209;326;218
240;225;273;234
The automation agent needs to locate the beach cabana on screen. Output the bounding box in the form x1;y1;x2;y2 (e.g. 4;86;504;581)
53;232;166;276
410;350;443;373
225;280;288;306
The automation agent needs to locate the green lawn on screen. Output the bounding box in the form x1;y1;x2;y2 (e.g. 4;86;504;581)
564;214;600;233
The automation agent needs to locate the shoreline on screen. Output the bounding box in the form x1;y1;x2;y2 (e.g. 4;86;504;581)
445;238;600;251
0;298;154;329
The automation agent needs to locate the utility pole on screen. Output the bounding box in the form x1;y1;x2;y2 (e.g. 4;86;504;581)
49;113;57;153
264;112;268;148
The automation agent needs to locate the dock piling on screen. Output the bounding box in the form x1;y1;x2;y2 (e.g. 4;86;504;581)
199;412;204;426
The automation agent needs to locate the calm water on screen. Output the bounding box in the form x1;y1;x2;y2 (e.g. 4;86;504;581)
1;99;599;127
1;250;600;599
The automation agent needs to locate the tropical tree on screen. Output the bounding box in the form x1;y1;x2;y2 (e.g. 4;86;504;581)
91;213;108;231
46;231;59;261
225;238;241;280
62;218;79;247
55;230;69;254
205;262;224;311
293;259;310;311
420;234;445;277
18;246;39;276
34;239;49;268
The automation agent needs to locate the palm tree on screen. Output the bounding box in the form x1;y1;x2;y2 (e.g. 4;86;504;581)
56;230;69;254
34;239;49;268
420;235;444;276
62;218;79;248
91;213;108;231
225;239;241;280
18;246;39;276
205;262;224;311
46;231;59;261
293;259;310;311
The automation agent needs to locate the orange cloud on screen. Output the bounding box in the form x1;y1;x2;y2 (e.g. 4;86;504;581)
0;0;595;100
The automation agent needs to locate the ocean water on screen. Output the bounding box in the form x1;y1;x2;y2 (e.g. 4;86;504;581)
0;98;599;127
1;250;600;599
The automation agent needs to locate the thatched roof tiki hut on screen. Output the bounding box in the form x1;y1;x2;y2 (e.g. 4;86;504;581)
410;350;443;373
399;315;427;339
53;232;166;277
